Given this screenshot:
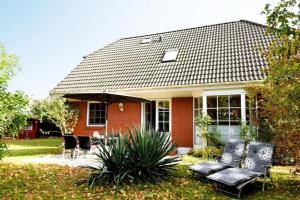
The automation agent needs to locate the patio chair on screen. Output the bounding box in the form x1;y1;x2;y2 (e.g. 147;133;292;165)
207;142;275;198
77;136;92;158
189;140;245;180
62;135;77;159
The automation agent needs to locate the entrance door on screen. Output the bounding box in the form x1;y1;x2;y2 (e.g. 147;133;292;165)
145;101;156;130
157;100;171;133
144;100;171;137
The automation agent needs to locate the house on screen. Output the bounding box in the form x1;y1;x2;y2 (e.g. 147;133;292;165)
50;20;273;154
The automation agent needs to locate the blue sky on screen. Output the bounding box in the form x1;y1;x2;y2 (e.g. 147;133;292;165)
1;0;278;99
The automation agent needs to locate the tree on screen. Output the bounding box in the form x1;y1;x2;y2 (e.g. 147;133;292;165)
254;0;300;165
31;98;79;135
0;43;29;159
0;44;29;138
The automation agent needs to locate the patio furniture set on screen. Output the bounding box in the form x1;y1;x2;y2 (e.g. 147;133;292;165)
189;140;276;198
62;134;119;159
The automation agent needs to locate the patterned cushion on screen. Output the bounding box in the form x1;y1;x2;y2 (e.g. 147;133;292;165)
220;140;245;166
207;168;259;186
189;161;230;175
244;142;275;173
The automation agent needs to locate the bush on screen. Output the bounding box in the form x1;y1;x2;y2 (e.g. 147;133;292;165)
82;127;180;187
191;147;222;159
195;114;223;148
0;141;8;160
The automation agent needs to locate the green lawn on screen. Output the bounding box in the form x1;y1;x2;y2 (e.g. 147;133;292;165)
0;138;299;199
0;164;299;200
3;138;62;159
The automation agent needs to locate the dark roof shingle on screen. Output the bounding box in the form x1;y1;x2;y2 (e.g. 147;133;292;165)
51;20;273;95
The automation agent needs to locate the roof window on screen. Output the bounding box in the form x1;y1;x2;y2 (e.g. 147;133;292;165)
140;37;152;44
162;49;178;62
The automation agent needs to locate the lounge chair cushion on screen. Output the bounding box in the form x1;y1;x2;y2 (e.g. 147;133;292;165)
220;140;245;166
207;168;260;186
189;161;230;175
244;142;275;174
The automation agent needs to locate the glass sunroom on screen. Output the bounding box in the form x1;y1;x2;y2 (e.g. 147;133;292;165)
193;89;257;148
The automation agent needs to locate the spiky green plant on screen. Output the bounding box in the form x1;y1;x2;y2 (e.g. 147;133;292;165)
82;127;180;187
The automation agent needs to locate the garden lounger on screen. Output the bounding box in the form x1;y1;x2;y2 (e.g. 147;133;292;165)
62;135;77;159
207;142;275;198
77;136;92;158
189;140;245;180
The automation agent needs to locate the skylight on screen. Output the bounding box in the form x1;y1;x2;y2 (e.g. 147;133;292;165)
162;49;179;62
140;37;152;44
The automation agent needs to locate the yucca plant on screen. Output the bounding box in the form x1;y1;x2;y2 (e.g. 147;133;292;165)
82;127;180;187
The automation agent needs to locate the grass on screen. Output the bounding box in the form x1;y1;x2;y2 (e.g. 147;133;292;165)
0;163;299;200
0;138;299;199
2;138;62;160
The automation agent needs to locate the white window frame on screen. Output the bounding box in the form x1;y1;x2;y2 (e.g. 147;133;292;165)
155;99;172;134
140;37;152;44
193;89;247;148
162;49;179;62
86;101;107;127
193;97;205;147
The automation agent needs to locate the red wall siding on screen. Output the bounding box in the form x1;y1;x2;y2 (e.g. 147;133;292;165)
19;119;39;139
71;101;141;136
172;97;193;147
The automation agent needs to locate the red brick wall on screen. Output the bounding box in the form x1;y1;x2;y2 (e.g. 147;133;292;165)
71;101;141;136
71;98;194;148
172;97;193;147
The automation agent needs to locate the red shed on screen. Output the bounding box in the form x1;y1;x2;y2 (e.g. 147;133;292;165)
19;118;39;139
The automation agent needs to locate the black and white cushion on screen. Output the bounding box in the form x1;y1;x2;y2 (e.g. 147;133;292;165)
244;142;275;174
207;142;275;186
189;140;245;175
207;168;259;186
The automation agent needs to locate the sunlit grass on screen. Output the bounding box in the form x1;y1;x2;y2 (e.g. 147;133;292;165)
2;138;62;158
0;164;299;199
0;138;299;199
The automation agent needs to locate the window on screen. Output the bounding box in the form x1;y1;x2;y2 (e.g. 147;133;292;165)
194;97;203;146
194;97;203;118
158;101;170;132
162;49;178;62
207;95;241;142
145;101;156;130
140;37;152;44
246;95;258;135
23;121;33;130
87;102;106;126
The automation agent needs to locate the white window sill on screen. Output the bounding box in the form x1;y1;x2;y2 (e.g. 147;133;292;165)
86;125;106;127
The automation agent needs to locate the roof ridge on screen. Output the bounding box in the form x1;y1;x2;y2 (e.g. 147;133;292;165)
239;19;267;28
119;19;266;41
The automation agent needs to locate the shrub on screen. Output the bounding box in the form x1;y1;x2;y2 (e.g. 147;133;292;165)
195;114;223;148
82;127;180;187
191;147;222;159
0;141;8;160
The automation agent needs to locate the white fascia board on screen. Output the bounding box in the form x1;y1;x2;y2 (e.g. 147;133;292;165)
202;88;247;96
115;80;263;93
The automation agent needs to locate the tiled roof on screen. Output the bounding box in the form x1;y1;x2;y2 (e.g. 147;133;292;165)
50;20;274;95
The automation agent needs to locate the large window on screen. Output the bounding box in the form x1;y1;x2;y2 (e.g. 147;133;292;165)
207;95;241;142
194;97;203;118
87;102;106;126
246;95;258;136
194;97;203;146
158;101;170;132
246;95;258;125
